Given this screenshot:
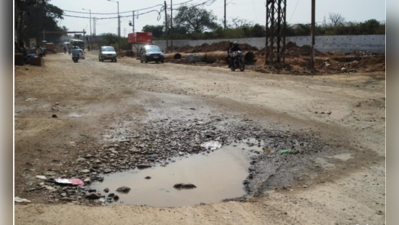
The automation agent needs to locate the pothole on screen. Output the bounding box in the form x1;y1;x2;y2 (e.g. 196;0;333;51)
34;118;328;206
89;139;263;207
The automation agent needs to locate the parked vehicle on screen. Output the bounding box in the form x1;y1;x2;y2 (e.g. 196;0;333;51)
229;50;245;72
140;45;164;63
99;46;117;62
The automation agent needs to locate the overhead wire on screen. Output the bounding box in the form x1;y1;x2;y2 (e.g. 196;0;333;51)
62;0;217;23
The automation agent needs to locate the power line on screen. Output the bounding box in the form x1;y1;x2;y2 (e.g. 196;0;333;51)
62;0;197;15
63;4;162;15
64;9;162;21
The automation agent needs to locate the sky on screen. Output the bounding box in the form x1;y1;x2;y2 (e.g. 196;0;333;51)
50;0;386;37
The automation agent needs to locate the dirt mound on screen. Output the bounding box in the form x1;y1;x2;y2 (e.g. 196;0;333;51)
173;41;258;53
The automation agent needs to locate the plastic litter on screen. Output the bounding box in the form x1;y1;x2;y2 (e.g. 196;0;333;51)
15;197;31;203
36;175;47;180
53;178;84;186
280;149;293;155
201;141;222;150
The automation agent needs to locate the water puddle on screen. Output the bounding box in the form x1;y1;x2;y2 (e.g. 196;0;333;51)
89;139;264;207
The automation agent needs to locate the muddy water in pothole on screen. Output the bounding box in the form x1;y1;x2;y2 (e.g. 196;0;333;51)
90;139;264;207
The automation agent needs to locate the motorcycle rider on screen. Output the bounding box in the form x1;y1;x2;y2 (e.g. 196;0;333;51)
71;46;83;59
229;42;242;67
230;42;242;52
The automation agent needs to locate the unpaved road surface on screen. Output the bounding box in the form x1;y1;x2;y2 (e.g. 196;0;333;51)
15;53;385;224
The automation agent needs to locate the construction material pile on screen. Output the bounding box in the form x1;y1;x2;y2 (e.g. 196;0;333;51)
171;41;259;53
254;42;385;74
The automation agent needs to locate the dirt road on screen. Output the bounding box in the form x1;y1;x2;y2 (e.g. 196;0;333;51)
15;52;385;224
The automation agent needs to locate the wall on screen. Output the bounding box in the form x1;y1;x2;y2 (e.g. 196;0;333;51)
152;35;385;54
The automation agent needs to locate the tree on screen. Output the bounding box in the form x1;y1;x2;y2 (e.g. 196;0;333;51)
15;0;50;46
360;19;381;34
328;13;345;27
17;1;64;45
251;24;265;37
230;17;253;28
174;6;218;33
142;25;164;38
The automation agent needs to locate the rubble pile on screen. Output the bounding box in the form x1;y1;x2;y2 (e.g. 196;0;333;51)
254;41;385;74
171;41;259;53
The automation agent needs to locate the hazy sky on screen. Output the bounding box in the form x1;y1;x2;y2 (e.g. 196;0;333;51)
51;0;386;36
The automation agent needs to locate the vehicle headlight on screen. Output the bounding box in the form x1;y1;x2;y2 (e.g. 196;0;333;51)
146;53;151;56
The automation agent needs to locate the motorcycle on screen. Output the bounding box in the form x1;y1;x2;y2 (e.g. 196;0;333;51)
71;47;85;63
72;50;81;63
229;50;245;72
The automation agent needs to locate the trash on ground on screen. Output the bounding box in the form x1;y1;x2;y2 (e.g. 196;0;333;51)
280;149;293;155
25;98;38;102
36;175;47;180
53;178;84;186
201;141;222;150
15;197;31;203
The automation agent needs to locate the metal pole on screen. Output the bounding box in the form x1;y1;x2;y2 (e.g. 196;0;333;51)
117;1;120;38
224;0;227;29
311;0;315;69
164;1;169;51
93;17;96;38
89;10;92;41
264;2;268;66
132;11;135;33
170;0;173;51
277;0;281;63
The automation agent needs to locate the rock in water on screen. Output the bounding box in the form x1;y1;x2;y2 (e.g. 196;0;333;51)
173;183;197;190
116;186;131;193
85;193;101;200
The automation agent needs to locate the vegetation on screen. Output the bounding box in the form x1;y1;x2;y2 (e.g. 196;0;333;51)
141;5;385;40
16;0;66;46
95;33;130;50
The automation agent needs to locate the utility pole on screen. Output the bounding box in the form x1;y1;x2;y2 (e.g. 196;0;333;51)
170;0;173;51
132;11;135;33
264;0;287;65
310;0;315;70
164;1;169;51
82;8;92;44
93;17;97;42
108;0;120;38
94;18;97;36
224;0;227;29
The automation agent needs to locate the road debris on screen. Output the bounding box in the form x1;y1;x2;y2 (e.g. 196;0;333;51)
201;141;222;150
15;197;31;203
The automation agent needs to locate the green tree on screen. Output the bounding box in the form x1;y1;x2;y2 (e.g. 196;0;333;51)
360;19;380;34
174;6;218;33
251;24;265;37
142;25;164;38
16;0;65;46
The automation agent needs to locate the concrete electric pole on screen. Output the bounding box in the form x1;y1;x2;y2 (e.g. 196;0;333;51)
164;1;169;51
311;0;316;70
108;0;120;38
170;0;173;51
224;0;227;29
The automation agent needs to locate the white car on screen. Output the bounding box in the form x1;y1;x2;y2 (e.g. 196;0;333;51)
99;46;117;62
